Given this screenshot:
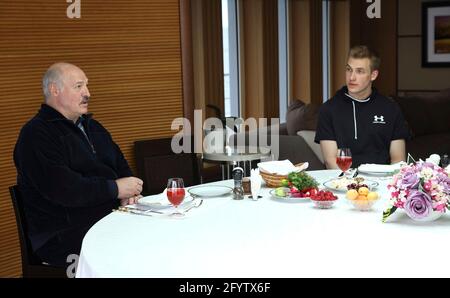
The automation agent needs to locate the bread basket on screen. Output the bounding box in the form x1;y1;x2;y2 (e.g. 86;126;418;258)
259;162;304;188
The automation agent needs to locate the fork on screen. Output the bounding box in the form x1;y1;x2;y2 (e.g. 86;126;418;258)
183;199;203;213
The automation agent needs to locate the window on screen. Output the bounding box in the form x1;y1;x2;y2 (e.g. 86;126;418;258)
322;0;331;102
222;0;240;117
278;0;289;123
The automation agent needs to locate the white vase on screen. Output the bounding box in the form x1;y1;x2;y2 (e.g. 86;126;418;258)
408;210;444;222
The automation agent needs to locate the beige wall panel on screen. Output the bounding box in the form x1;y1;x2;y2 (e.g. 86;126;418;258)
398;37;450;91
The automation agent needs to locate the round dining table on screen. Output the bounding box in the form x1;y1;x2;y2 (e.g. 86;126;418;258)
76;169;450;278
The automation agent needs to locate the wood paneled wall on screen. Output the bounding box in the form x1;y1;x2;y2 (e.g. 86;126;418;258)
0;0;183;277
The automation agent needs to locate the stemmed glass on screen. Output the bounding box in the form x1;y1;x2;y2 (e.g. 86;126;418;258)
166;178;186;217
336;148;352;177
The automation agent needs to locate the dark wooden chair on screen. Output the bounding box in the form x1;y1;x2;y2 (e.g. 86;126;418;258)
134;137;203;195
9;186;67;278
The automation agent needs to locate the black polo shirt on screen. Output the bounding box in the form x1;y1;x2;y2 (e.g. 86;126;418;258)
314;87;410;167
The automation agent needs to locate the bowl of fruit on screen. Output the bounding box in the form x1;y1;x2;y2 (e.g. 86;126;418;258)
309;190;338;209
345;184;379;211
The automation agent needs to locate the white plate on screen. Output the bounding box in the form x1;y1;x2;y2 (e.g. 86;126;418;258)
357;169;394;176
269;189;310;203
323;178;378;192
188;185;233;198
358;163;401;176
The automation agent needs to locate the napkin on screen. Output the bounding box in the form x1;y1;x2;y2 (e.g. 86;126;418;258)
358;162;405;173
250;168;262;199
425;154;440;166
257;160;308;175
137;189;168;208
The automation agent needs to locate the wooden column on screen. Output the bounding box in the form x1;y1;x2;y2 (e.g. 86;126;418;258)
309;0;323;105
330;0;350;95
289;0;322;105
349;0;398;97
263;0;280;119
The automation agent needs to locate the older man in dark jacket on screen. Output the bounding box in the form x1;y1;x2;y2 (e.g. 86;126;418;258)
14;62;144;268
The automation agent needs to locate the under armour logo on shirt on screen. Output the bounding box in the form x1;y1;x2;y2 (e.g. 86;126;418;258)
373;115;385;124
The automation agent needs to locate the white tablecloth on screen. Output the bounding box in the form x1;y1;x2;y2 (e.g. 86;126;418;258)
76;170;450;278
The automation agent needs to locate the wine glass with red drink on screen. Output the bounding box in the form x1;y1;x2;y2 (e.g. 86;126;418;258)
336;148;352;177
166;178;186;217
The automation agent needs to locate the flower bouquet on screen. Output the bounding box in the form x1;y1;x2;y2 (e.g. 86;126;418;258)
382;158;450;222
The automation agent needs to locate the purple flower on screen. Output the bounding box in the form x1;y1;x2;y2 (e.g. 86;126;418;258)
401;169;420;189
404;190;433;219
437;174;450;194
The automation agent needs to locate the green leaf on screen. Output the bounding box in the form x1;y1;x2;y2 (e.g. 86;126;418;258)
382;206;397;223
287;171;318;191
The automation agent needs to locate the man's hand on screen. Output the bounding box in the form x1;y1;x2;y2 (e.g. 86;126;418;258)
116;177;144;199
120;195;143;206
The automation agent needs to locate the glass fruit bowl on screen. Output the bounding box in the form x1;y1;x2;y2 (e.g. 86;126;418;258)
310;190;338;209
346;189;380;211
346;197;379;211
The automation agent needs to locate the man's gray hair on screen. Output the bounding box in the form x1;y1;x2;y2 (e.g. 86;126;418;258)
42;64;65;101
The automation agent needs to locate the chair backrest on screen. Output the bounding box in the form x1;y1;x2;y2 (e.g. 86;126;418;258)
9;185;67;278
134;137;201;195
9;186;40;267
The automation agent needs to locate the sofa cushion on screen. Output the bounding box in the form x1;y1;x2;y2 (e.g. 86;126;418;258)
278;135;325;170
425;90;450;134
286;100;320;136
394;96;429;137
406;133;450;161
297;130;324;164
394;89;450;137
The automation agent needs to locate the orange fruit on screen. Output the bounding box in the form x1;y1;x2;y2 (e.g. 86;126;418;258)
356;195;368;201
358;187;369;196
346;189;358;200
367;192;378;201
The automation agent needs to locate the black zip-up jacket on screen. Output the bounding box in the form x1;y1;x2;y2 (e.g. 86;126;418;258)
314;87;411;167
14;104;132;252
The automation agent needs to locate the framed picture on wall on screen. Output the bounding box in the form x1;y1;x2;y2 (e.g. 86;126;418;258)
422;1;450;67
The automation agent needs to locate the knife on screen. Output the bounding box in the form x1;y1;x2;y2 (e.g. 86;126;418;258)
128;209;154;217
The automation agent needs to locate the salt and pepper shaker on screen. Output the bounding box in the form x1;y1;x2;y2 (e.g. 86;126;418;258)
242;177;251;195
441;154;449;168
232;166;244;200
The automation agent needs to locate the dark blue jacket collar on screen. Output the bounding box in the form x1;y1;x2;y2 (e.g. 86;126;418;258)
38;103;93;123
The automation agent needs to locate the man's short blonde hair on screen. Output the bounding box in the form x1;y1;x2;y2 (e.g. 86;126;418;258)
348;45;380;72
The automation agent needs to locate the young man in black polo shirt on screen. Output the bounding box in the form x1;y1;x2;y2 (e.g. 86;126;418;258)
314;45;410;168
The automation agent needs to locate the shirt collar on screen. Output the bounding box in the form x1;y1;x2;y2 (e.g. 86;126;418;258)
343;86;377;103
